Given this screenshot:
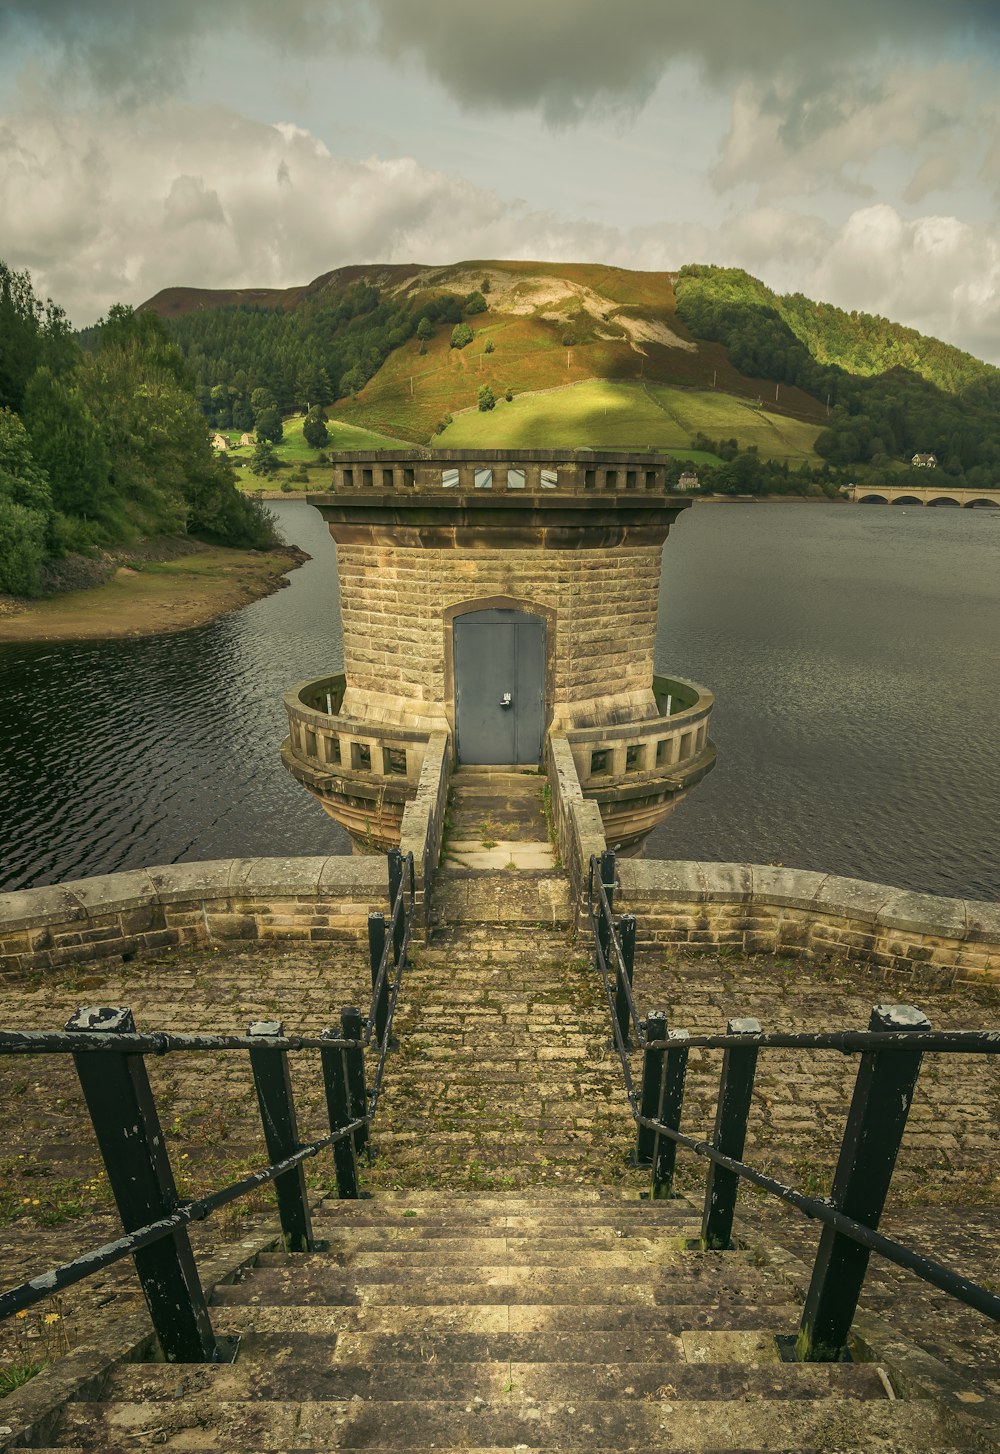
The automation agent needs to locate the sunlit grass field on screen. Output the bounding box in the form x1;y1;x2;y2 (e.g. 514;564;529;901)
435;379;821;461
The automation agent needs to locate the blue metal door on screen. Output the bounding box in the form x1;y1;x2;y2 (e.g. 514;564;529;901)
454;610;545;764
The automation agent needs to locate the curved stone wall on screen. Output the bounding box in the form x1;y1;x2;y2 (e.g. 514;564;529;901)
0;858;386;979
1;854;997;985
619;861;1000;985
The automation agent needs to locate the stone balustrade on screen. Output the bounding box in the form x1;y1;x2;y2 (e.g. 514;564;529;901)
282;674;439;846
564;675;715;850
284;674;432;788
323;449;676;496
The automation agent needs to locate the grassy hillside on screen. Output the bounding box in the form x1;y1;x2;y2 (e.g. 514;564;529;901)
146;259;1000;482
436;379;820;461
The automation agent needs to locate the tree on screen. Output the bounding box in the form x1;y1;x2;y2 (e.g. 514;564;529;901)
0;408;52;594
477;384;496;412
22;367;113;522
450;323;473;350
0;261;77;412
250;438;279;477
480;277;491;294
416;316;433;341
464;290;487;315
302;407;330;449
80;304;275;546
484;338;495;354
255;406;283;443
250;387;274;421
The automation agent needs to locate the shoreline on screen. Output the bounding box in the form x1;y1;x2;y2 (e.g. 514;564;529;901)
0;543;308;644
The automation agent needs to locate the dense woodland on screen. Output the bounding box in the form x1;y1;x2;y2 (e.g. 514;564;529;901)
0;263;276;597
675;265;1000;484
165;282;470;428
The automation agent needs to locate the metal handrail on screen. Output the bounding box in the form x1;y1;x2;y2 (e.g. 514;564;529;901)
587;851;1000;1361
0;1117;366;1323
0;849;416;1364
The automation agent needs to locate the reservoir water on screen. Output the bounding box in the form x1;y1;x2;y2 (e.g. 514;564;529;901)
0;500;997;900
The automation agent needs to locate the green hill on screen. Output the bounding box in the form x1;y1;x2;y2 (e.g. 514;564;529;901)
143;260;1000;487
436;379;819;462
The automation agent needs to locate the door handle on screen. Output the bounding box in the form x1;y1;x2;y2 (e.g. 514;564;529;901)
500;692;512;709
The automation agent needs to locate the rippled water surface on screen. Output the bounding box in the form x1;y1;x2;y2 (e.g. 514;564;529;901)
1;499;997;899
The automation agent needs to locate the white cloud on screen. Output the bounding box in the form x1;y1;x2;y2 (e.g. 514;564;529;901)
0;102;618;322
814;204;1000;355
713;63;991;203
4;100;1000;365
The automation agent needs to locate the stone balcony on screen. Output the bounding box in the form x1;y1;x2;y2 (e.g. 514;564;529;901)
281;674;435;848
564;675;716;852
283;670;714;855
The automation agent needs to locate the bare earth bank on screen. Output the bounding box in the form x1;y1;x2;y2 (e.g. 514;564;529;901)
0;540;308;644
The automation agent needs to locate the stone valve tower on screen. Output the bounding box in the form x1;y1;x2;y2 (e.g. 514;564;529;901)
281;449;715;853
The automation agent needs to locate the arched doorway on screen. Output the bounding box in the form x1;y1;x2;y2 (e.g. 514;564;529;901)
453;609;545;764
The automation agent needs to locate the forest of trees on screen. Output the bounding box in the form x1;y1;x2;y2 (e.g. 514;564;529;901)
675;265;1000;484
163;282;477;430
0;262;275;597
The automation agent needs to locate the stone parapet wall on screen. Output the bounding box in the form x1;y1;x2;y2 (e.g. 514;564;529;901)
324;448;674;496
619;861;1000;985
547;735;608;904
337;543;663;731
0;858;387;980
3;853;996;986
399;731;451;931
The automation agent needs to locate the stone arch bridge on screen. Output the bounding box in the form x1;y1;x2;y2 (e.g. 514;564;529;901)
848;484;1000;507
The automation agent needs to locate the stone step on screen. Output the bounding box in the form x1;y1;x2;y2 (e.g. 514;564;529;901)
250;1244;738;1267
227;1328;773;1364
313;1205;699;1226
205;1301;806;1335
28;1447;976;1454
54;1397;954;1450
100;1357;891;1405
257;1235;702;1255
213;1274;797;1307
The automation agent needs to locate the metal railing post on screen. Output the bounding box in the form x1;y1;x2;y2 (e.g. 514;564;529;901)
797;1003;930;1362
701;1018;761;1250
66;1007;220;1363
368;911;389;1047
247;1020;314;1253
595;849;616;973
341;1006;368;1155
651;1031;690;1200
388;847;405;963
635;1010;667;1166
320;1027;359;1199
613;913;636;1048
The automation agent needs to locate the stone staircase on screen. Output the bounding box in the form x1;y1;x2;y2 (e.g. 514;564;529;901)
40;1190;968;1451
441;765;556;870
4;921;993;1450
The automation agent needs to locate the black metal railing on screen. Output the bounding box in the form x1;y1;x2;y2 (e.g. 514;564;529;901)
0;848;415;1365
588;850;1000;1363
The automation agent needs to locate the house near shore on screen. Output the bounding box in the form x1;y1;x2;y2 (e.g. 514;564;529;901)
211;433;229;451
911;452;938;468
677;471;700;491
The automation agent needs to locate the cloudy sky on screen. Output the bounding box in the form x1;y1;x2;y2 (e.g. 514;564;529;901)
3;1;1000;358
